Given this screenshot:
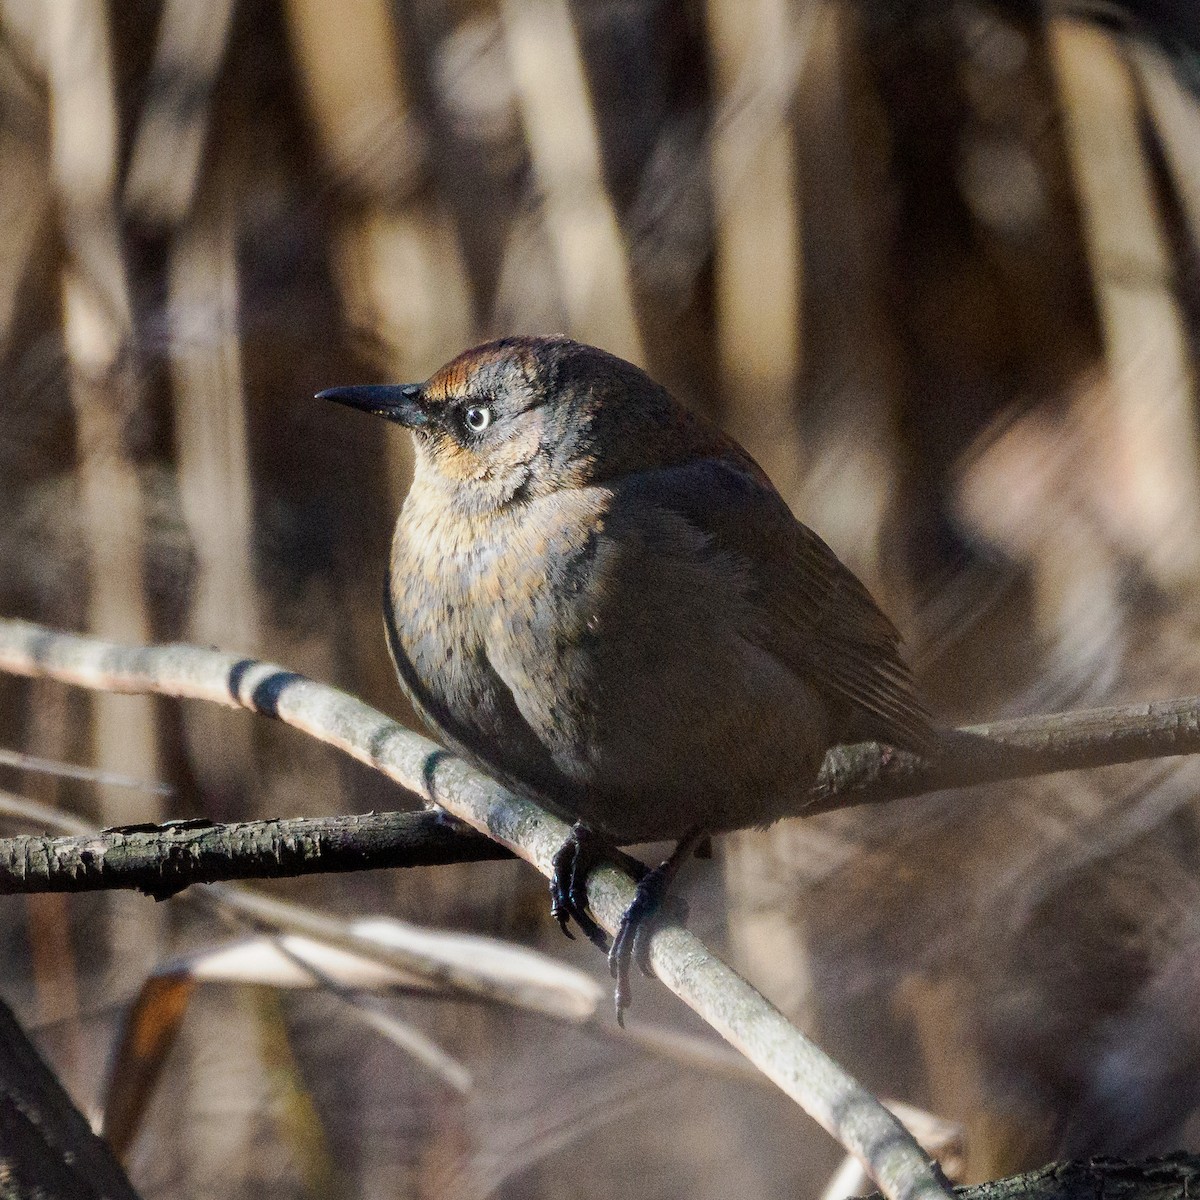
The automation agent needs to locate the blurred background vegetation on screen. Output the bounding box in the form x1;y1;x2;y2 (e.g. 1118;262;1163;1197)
2;0;1200;1196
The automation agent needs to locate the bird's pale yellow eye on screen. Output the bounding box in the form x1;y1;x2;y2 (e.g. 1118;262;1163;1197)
464;404;493;433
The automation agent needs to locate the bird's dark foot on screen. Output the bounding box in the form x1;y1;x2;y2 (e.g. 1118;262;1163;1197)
609;863;690;1024
608;827;709;1024
549;822;610;951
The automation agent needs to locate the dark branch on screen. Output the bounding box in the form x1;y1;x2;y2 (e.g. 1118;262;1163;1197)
0;994;143;1200
0;809;511;898
876;1155;1200;1200
807;693;1200;814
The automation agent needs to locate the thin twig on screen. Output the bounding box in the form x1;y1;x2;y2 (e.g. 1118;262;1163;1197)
0;616;954;1200
0;790;100;838
0;747;172;796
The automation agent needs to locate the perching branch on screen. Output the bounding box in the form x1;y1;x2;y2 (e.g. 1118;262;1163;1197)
0;616;955;1200
8;688;1200;893
3;619;1200;895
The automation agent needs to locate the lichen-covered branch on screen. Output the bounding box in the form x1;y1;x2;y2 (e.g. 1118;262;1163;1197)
0;617;954;1200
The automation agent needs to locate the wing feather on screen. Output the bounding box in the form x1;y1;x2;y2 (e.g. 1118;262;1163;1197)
616;456;932;752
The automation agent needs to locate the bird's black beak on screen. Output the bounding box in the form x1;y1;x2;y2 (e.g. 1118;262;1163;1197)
316;383;429;428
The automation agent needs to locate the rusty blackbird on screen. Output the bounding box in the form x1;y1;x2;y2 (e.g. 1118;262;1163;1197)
320;336;930;1014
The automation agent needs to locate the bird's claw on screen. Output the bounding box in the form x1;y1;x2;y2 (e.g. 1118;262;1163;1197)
549;823;610;951
609;864;689;1025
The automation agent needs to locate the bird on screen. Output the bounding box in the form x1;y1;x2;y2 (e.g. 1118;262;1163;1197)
319;336;931;1016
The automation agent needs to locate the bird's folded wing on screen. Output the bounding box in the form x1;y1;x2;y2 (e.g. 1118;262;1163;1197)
614;456;932;752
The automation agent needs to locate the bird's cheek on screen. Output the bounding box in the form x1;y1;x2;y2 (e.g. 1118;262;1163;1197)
419;437;485;486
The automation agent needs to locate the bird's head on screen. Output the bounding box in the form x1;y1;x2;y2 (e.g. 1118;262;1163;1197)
319;336;737;510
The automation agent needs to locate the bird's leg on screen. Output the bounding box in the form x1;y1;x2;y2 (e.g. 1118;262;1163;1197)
549;822;611;951
609;825;707;1024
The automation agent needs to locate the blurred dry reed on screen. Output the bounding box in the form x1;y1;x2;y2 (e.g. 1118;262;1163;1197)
1;0;1200;1196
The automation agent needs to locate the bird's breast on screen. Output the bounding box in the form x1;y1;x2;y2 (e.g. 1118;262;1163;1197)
392;485;594;629
390;497;501;683
386;484;610;778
